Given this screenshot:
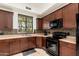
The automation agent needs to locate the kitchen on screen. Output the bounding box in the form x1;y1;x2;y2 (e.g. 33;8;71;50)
0;3;77;56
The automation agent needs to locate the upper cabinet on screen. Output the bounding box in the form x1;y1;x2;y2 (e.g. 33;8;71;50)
42;9;63;29
36;18;43;29
0;10;5;30
54;9;63;19
42;3;78;29
0;10;13;31
5;12;13;30
63;4;78;29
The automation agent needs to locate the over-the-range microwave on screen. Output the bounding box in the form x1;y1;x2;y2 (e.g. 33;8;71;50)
49;18;63;29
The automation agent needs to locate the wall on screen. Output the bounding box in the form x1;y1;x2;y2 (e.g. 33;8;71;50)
0;3;37;32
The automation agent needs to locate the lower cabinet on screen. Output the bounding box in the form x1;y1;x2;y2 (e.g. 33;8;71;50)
28;37;36;49
20;38;29;51
42;37;46;48
60;41;76;56
0;40;10;56
0;37;46;56
9;39;21;55
36;37;43;48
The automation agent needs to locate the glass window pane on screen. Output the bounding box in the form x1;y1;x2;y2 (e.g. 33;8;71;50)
18;14;33;33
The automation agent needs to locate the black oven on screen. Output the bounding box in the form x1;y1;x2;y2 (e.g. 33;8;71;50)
46;32;70;56
46;37;59;56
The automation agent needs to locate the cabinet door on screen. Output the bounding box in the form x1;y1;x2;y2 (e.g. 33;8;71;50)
43;19;49;29
36;37;43;48
0;10;13;31
54;9;63;19
0;40;10;56
10;39;20;55
60;41;76;56
20;38;29;51
4;12;13;31
28;37;36;49
36;18;43;29
42;37;46;48
63;4;78;28
0;10;5;30
43;12;55;29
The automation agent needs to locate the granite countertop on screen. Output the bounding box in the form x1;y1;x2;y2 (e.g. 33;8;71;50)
0;34;76;44
0;34;52;40
59;36;76;44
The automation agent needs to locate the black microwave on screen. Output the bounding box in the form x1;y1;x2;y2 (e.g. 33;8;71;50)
49;18;63;29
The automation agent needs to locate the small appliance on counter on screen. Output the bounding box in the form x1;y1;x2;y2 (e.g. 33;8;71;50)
46;32;70;56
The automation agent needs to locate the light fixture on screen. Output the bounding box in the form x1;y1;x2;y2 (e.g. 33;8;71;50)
25;6;31;10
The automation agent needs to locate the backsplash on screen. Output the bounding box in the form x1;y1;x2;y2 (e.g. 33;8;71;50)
49;28;76;36
34;28;76;36
3;29;34;35
1;28;76;36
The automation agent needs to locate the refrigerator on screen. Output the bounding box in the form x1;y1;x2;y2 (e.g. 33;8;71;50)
76;13;79;56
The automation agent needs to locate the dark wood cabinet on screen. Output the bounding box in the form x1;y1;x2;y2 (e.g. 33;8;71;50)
63;4;78;28
43;19;49;29
0;10;13;31
21;37;36;51
42;37;46;48
0;36;46;56
42;8;63;29
54;9;63;19
36;18;43;29
0;11;5;30
49;12;55;21
42;3;78;29
9;39;20;55
20;38;29;51
28;37;36;49
5;12;13;30
36;37;43;48
60;41;76;56
0;40;10;56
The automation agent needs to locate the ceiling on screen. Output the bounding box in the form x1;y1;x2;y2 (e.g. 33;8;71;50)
6;3;56;14
0;3;69;18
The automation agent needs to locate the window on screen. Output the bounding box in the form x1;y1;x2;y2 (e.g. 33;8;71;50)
18;14;33;33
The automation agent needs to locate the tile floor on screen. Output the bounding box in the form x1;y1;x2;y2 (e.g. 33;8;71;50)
12;48;49;56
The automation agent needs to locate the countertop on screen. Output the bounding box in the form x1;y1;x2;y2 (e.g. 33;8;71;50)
0;34;52;40
59;36;76;44
0;34;76;44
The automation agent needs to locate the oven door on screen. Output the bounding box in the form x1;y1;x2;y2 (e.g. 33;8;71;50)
46;40;58;56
